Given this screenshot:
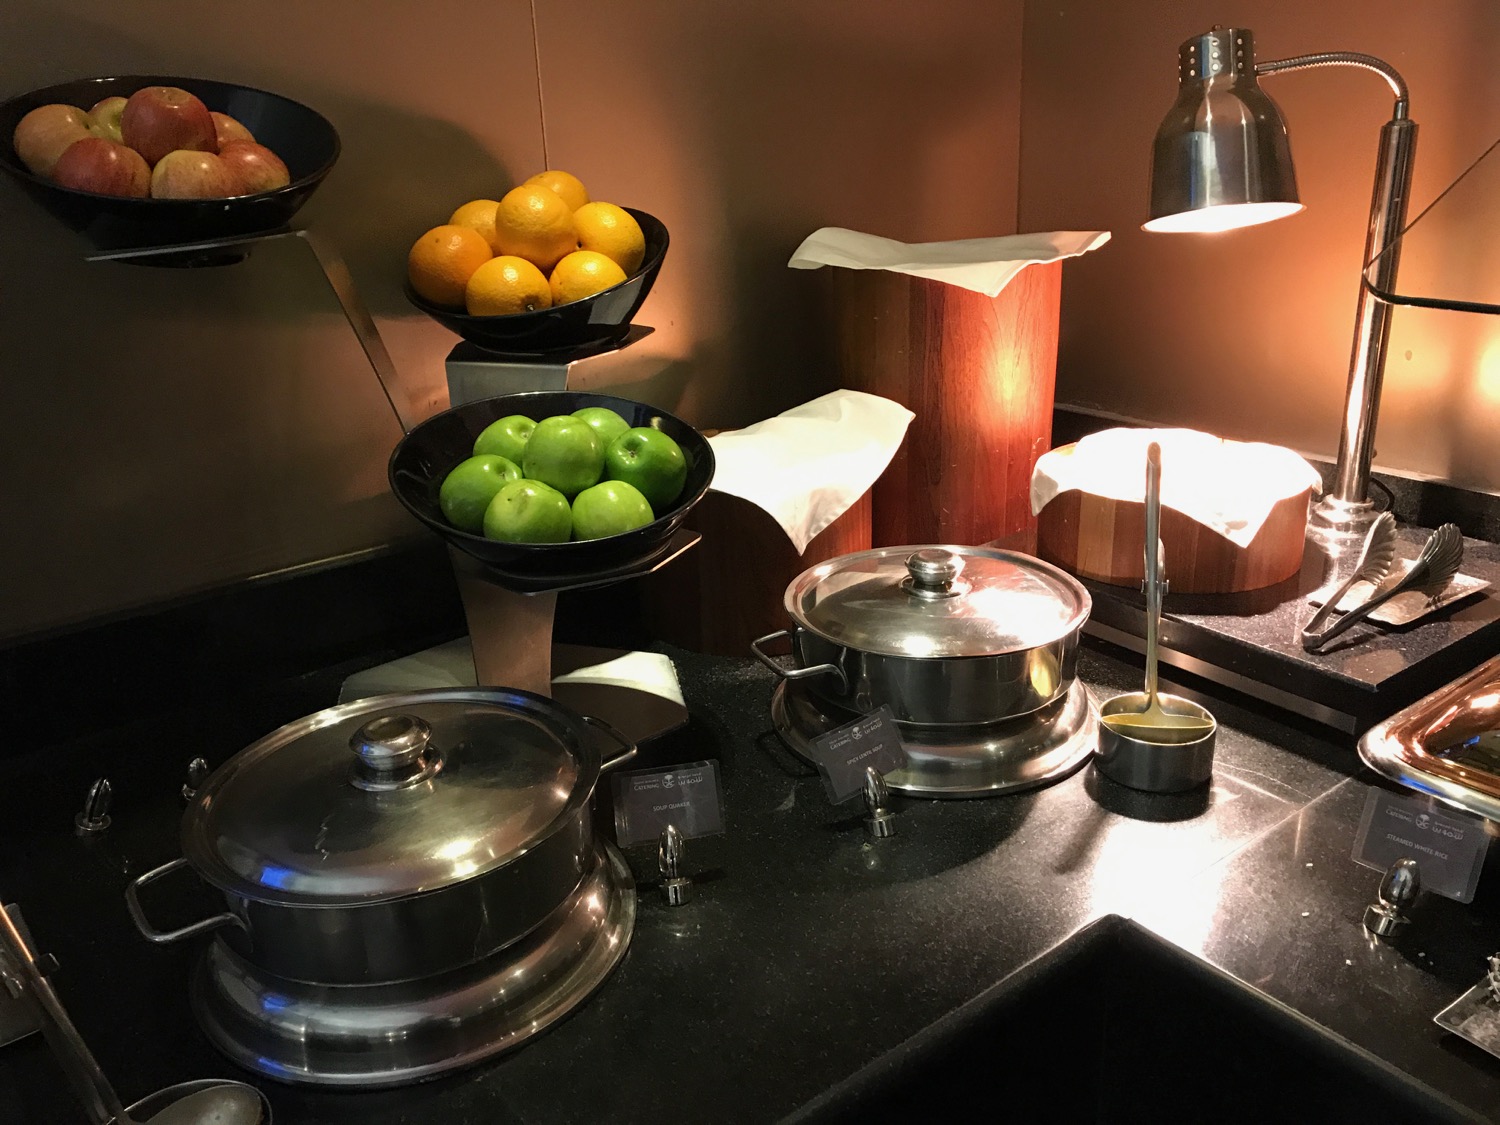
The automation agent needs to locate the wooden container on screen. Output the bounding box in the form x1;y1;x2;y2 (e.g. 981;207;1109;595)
1035;444;1311;593
831;261;1061;547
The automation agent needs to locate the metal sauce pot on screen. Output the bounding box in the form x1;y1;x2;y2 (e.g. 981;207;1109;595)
752;546;1091;727
125;688;635;986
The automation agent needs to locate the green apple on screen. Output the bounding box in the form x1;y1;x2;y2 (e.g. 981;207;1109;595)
603;426;688;511
473;414;536;464
482;479;572;543
572;406;632;449
522;415;604;498
438;454;522;533
571;480;655;540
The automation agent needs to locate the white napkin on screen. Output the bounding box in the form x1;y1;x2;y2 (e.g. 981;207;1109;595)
1030;428;1322;549
707;391;914;554
787;228;1111;297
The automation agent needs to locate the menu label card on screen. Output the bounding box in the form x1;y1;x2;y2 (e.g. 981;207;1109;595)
1353;786;1489;903
613;761;725;847
807;706;908;804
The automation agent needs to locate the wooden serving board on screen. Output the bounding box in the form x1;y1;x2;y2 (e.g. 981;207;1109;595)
1036;482;1311;594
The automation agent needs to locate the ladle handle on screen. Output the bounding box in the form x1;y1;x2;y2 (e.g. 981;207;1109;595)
0;904;134;1125
1143;443;1165;705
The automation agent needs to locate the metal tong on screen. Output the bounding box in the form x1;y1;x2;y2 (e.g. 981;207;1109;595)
1302;520;1464;651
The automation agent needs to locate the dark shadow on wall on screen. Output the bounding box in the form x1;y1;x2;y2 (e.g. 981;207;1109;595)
707;19;1018;423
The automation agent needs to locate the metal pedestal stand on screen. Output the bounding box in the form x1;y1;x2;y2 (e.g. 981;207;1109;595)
88;226;689;743
441;533;699;745
345;327;696;745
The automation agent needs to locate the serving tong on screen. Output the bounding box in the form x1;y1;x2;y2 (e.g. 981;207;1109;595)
1302;519;1464;651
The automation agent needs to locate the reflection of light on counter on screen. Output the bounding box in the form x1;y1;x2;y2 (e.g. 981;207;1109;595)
1085;788;1232;952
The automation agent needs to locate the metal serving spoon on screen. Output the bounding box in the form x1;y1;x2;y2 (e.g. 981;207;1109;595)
1101;442;1215;742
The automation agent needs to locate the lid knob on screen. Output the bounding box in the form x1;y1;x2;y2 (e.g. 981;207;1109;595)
349;714;435;790
905;549;966;599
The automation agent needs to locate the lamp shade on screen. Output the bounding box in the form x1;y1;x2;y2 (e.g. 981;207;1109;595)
1145;28;1304;233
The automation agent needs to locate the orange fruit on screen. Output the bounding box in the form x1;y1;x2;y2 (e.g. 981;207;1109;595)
572;202;646;275
408;224;492;308
525;169;590;212
549;250;627;306
466;255;553;316
448;198;503;254
492;184;577;274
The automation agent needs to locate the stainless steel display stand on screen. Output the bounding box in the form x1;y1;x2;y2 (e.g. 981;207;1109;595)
438;534;696;745
445;325;653;403
88;225;418;433
88;228;688;743
430;328;692;745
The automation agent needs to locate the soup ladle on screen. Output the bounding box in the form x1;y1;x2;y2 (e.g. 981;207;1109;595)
0;902;268;1125
1100;442;1215;742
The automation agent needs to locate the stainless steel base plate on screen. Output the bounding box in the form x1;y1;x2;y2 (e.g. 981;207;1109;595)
191;843;635;1088
772;679;1098;798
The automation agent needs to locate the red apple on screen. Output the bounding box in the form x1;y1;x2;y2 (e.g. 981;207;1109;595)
13;103;94;177
52;136;150;197
121;86;217;165
218;140;290;195
87;96;128;144
149;149;239;199
210;111;255;148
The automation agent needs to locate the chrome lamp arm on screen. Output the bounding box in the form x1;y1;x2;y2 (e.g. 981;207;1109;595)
1256;50;1416;534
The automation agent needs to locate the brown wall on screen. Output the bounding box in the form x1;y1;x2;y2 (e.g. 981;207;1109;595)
0;1;1024;642
1018;1;1500;491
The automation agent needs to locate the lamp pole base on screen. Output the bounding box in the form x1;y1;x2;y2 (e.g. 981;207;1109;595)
1308;492;1389;544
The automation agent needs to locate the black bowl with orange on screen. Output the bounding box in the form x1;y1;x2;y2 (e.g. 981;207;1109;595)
405;207;668;358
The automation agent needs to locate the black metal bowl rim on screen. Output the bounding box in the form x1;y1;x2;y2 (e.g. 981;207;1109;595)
404;205;667;323
0;74;341;203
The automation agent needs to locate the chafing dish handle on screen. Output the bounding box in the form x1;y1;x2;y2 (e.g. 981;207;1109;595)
124;858;245;945
582;715;639;773
749;630;849;692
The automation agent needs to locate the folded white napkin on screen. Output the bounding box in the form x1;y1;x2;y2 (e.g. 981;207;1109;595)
787;227;1111;297
707;390;914;554
1031;428;1321;549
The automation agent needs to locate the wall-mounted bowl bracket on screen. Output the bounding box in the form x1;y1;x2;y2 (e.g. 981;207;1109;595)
88;226;418;436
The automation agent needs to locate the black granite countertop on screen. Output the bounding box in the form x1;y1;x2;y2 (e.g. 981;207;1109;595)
2;643;1499;1124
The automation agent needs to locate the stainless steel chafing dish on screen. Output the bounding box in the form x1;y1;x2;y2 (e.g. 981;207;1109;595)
1360;654;1500;822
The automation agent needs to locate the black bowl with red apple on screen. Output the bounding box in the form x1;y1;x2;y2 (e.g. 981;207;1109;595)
389;390;714;580
403;208;668;357
0;75;339;254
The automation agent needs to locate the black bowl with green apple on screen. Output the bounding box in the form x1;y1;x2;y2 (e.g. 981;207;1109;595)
389;390;715;578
